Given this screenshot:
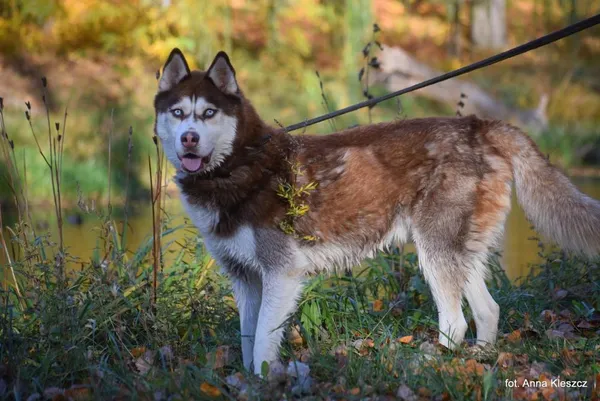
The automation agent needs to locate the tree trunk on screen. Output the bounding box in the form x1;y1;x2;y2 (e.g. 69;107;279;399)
447;0;462;57
471;0;507;49
371;45;549;135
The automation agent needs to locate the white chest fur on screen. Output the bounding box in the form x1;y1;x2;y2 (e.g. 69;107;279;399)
180;194;259;268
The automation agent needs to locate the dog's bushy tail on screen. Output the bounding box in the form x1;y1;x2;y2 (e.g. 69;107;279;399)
496;125;600;257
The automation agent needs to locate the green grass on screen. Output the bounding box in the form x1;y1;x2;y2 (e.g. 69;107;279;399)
536;124;600;168
1;211;599;400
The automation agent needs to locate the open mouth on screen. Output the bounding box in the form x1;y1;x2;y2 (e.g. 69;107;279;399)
179;152;212;173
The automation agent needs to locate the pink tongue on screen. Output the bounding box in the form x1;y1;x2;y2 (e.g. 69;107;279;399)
182;157;202;172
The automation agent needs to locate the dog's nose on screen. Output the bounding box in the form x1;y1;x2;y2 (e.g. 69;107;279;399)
181;131;199;148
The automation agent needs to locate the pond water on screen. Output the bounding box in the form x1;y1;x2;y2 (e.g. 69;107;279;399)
2;177;600;281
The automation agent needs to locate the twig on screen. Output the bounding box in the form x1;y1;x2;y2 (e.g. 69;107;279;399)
359;23;382;124
121;126;134;252
315;71;337;132
107;109;114;218
0;205;24;308
148;139;164;307
41;79;64;258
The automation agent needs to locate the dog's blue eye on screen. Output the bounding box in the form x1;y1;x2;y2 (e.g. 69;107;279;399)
203;108;217;119
171;108;183;117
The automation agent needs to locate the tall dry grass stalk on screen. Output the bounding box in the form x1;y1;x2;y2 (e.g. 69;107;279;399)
0;206;24;306
0;77;69;286
107;109;114;217
0;98;31;246
40;78;67;280
148;135;165;306
1;97;33;303
121;126;134;251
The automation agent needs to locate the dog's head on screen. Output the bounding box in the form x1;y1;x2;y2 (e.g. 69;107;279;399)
154;49;242;174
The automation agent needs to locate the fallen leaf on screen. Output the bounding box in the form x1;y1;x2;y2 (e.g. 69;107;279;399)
200;383;221;397
540;310;557;323
559;309;573;319
44;387;64;400
464;359;485;376
507;329;522;343
523;313;533;329
418;387;432;397
557;323;574;333
332;344;348;356
332;376;347;394
418;341;441;357
396;384;418;401
496;352;514;368
332;383;345;394
207;345;234;369
349;387;360;395
266;360;287;384
560;348;580;367
398;335;413;344
287;360;310;381
561;368;575;377
529;361;547;378
135;350;154;375
130;346;147;358
225;372;247;393
552;289;568;300
158;345;173;362
289;325;304;346
541;386;555;400
577;320;593;329
64;385;91;401
546;329;565;340
297;348;311;363
351;338;375;355
373;299;384;312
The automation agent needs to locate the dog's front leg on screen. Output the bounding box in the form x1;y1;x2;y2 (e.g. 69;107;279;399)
231;272;262;371
253;269;304;375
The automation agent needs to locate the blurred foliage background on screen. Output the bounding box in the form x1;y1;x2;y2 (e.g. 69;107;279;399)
0;0;599;203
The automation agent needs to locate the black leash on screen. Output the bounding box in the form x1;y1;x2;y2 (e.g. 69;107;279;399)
284;14;600;133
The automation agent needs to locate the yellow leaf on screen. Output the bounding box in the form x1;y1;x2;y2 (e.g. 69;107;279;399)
507;329;521;343
130;346;146;358
288;325;304;346
64;386;91;401
398;335;413;344
200;382;221;397
373;299;384;312
207;345;233;369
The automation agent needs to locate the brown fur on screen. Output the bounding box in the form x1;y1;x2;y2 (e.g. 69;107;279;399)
174;109;530;263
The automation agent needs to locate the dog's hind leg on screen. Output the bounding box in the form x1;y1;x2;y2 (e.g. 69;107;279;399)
253;269;305;375
464;265;500;346
231;272;263;371
415;243;468;349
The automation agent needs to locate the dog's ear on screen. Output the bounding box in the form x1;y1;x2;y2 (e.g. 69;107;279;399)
206;51;239;95
158;48;191;92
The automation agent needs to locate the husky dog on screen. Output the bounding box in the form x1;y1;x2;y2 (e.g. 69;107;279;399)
154;49;600;374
